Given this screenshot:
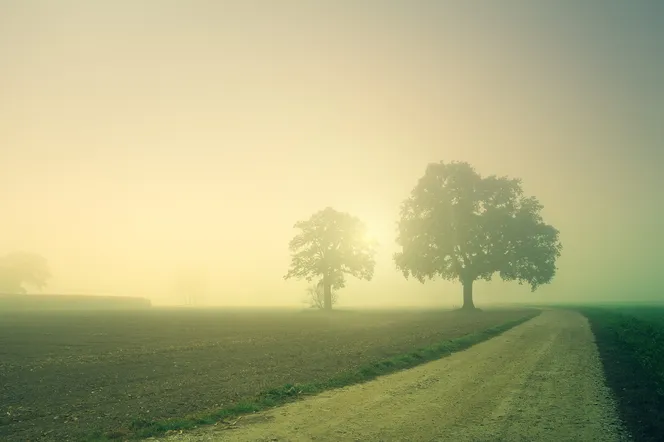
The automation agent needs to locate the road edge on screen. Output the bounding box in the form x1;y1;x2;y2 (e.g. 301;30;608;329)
98;309;541;441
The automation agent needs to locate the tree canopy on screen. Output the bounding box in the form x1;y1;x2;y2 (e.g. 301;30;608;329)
0;252;51;294
284;207;377;310
394;161;562;309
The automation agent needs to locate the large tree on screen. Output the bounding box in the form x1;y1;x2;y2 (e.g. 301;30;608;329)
394;161;562;310
285;207;377;310
0;252;51;294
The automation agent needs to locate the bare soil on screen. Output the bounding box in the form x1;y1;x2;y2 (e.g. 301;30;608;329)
159;310;630;442
0;308;533;441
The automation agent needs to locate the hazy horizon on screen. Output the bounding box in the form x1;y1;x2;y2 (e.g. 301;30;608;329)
2;1;662;307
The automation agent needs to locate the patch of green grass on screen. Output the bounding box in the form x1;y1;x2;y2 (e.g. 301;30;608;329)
578;306;664;442
106;312;538;440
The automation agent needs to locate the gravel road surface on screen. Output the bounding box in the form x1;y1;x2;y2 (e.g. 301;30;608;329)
158;310;629;442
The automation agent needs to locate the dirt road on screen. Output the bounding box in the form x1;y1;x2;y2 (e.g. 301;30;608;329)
158;310;629;441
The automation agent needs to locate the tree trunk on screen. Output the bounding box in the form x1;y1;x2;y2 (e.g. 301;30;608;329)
323;277;332;310
462;279;475;310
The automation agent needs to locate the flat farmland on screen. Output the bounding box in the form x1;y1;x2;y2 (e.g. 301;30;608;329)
579;305;664;442
0;307;537;441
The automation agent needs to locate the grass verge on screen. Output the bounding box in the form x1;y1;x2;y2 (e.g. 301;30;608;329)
105;311;539;440
579;307;664;442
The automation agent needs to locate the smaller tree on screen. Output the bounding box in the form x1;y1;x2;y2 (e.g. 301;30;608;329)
304;280;339;309
0;252;51;294
285;207;377;310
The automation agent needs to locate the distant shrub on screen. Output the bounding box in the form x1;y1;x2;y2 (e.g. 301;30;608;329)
304;280;338;309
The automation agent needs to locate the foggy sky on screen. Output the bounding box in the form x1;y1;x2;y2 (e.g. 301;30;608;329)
2;1;662;306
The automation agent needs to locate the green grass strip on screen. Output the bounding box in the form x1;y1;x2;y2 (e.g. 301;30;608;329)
578;307;664;442
100;310;539;440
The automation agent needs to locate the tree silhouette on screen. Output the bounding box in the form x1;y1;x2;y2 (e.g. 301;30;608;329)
285;207;377;310
394;161;562;310
0;252;51;294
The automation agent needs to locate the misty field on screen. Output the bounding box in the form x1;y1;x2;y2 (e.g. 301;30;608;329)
0;307;536;441
580;306;664;442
